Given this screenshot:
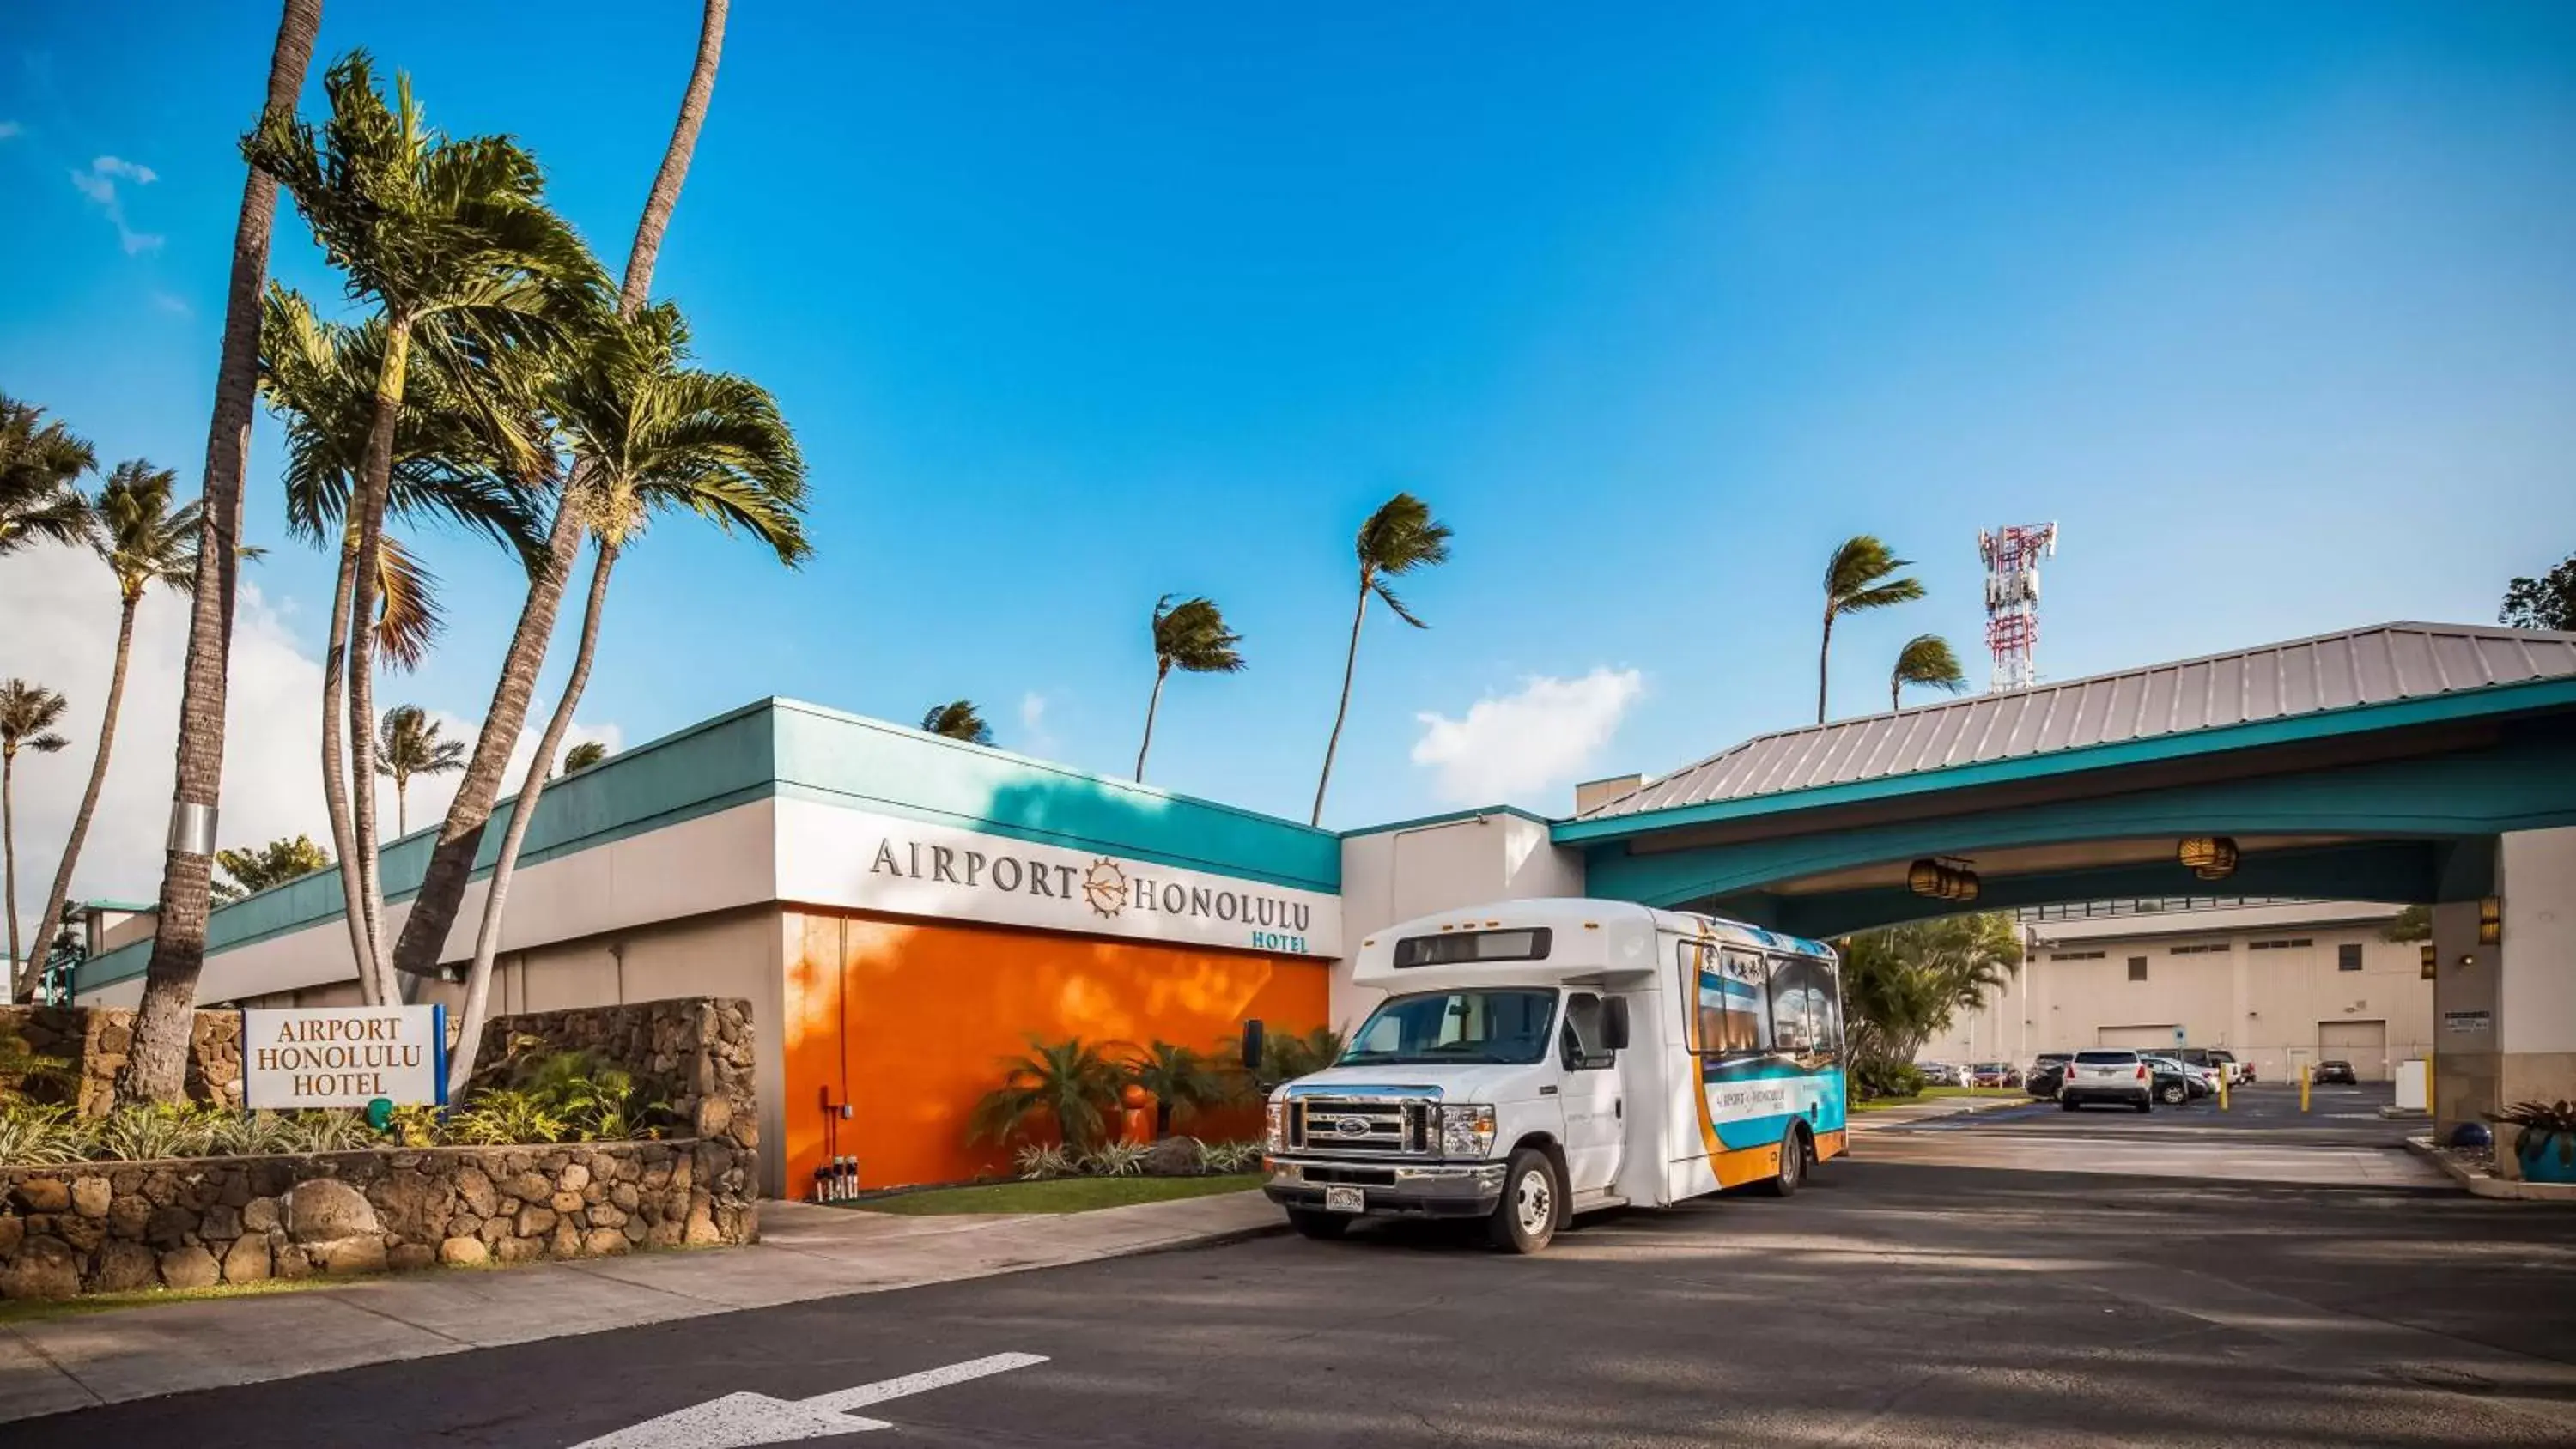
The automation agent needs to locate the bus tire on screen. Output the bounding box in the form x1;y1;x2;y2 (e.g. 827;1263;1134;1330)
1487;1147;1559;1254
1753;1125;1806;1198
1285;1209;1349;1240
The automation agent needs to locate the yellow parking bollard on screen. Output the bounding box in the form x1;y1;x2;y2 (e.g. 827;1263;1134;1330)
2219;1071;2230;1112
2300;1062;2311;1113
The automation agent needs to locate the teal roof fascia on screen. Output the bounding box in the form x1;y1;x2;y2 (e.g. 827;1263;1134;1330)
1339;803;1557;839
1552;675;2576;846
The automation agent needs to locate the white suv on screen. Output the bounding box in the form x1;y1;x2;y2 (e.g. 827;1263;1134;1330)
2061;1049;2154;1113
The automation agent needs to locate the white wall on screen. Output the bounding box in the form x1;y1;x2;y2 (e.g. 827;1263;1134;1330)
2500;826;2576;1058
1334;812;1584;1029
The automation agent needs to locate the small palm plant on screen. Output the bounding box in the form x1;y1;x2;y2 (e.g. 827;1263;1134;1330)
2;678;73;992
1889;633;1968;712
1135;595;1246;781
374;704;467;835
1315;492;1452;824
969;1036;1129;1153
1819;535;1924;723
561;740;609;774
1125;1040;1234;1137
920;700;993;745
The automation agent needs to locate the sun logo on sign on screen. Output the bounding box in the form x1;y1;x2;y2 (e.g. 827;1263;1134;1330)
1081;858;1129;919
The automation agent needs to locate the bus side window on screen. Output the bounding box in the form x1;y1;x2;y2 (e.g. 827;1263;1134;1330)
1561;992;1614;1071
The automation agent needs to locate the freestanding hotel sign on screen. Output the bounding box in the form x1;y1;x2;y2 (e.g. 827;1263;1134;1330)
241;1005;449;1109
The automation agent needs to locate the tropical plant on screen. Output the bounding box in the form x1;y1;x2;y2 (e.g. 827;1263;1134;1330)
393;0;732;994
1200;1139;1266;1173
95;1103;222;1161
1839;913;2023;1079
2;678;73;985
1014;1143;1078;1180
276;1107;388;1155
444;1088;570;1147
205;1110;301;1156
1888;633;1967;712
447;299;807;1094
1850;1059;1928;1103
374;704;466;836
1257;1025;1347;1083
1135;595;1246;781
0;1105;88;1166
246;51;605;1007
560;740;608;774
1314;492;1451;824
967;1036;1130;1153
1124;1040;1233;1137
920;700;993;745
122;0;324;1106
2489;1100;2576;1132
2500;552;2574;633
1818;535;1925;723
2382;905;2432;943
1084;1141;1150;1178
24;462;204;998
0;395;96;558
211;834;332;905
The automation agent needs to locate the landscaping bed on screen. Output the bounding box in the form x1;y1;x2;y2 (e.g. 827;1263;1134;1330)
849;1173;1263;1216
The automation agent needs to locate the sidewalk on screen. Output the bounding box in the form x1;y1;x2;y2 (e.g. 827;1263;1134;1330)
0;1190;1281;1425
1846;1093;2038;1131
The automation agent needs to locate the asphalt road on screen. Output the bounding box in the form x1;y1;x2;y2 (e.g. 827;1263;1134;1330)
19;1093;2576;1448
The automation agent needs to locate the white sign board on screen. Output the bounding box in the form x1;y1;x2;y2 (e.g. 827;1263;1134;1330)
2442;1009;2493;1035
775;800;1344;958
242;1005;448;1109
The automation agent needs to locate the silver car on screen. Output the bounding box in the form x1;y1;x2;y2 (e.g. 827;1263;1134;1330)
2061;1049;2154;1112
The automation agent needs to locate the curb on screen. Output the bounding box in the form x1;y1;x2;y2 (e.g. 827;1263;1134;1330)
2404;1136;2576;1201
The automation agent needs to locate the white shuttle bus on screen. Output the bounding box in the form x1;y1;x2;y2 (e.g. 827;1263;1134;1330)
1254;898;1848;1253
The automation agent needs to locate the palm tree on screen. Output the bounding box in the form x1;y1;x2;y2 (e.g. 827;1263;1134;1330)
246;52;604;1003
447;300;806;1092
1889;633;1968;712
211;834;332;905
1313;492;1451;825
2;681;72;989
1125;1040;1234;1137
920;700;993;745
969;1036;1130;1152
374;705;465;837
394;0;731;988
23;464;203;1000
1819;535;1924;723
0;397;98;557
123;0;324;1106
560;740;608;774
1136;595;1245;782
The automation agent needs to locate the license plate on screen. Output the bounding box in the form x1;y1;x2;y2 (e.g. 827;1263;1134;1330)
1323;1185;1364;1214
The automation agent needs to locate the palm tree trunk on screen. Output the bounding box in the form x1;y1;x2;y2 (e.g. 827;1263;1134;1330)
1890;672;1900;714
1310;577;1370;826
1817;609;1836;724
447;541;618;1094
390;1;726;986
118;0;322;1105
1134;663;1169;782
343;318;412;1002
24;597;139;1001
3;754;19;991
396;777;407;838
317;537;379;1004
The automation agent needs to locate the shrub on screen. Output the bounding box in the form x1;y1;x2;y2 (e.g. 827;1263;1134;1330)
967;1037;1128;1153
1123;1041;1236;1137
1200;1139;1266;1173
95;1104;221;1161
0;1104;87;1166
2489;1100;2576;1133
445;1088;568;1146
1084;1141;1149;1177
1014;1143;1078;1180
1851;1060;1927;1102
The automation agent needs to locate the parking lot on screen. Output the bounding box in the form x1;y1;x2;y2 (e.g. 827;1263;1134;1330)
16;1080;2574;1449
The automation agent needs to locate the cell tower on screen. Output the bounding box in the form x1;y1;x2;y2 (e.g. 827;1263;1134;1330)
1978;522;2058;693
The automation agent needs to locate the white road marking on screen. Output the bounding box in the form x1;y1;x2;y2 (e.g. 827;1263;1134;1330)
569;1352;1048;1448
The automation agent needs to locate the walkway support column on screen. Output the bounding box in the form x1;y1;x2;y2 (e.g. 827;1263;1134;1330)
2434;827;2576;1177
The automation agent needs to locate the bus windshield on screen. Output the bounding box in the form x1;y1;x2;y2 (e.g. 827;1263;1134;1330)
1339;990;1558;1067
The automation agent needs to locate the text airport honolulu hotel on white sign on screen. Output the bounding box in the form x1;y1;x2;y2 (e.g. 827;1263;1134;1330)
775;801;1343;958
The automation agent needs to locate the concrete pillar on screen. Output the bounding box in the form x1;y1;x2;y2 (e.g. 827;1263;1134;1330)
2433;827;2576;1176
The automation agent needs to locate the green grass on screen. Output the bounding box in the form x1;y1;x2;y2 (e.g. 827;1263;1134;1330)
0;1274;343;1326
850;1173;1264;1216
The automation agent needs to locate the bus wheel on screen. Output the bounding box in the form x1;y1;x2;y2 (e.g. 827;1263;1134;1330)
1753;1125;1805;1198
1487;1148;1558;1253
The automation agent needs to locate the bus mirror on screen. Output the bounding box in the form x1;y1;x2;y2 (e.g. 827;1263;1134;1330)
1603;998;1631;1052
1240;1019;1266;1076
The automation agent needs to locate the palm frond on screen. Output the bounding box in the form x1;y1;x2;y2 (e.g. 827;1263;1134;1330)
1152;595;1247;674
0;395;99;556
1892;634;1968;694
1355;491;1453;577
0;680;74;755
920;700;993;745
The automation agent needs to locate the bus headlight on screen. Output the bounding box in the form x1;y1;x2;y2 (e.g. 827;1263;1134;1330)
1266;1101;1285;1153
1439;1103;1496;1159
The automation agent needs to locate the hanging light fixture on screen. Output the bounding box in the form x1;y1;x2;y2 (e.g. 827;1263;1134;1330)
1908;859;1945;897
2178;836;2238;881
1908;857;1982;900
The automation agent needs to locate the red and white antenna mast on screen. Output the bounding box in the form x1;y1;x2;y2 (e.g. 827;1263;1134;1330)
1979;523;2058;693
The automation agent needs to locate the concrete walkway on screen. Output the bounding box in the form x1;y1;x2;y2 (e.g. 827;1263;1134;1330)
0;1190;1281;1425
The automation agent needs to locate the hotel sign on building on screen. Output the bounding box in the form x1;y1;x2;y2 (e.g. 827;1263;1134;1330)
778;802;1344;958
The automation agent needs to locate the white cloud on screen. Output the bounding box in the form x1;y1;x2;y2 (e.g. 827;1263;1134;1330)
149;291;191;316
69;155;163;254
1018;691;1057;759
1410;668;1645;806
0;546;618;930
0;121;22;141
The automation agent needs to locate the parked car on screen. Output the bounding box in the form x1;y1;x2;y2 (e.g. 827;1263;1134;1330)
1917;1062;1966;1087
1969;1062;2023;1088
2171;1046;2243;1083
2141;1054;2209;1105
2061;1049;2154;1112
2314;1059;2359;1085
2026;1061;2066;1099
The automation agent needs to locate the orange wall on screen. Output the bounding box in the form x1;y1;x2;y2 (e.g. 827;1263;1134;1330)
783;908;1327;1194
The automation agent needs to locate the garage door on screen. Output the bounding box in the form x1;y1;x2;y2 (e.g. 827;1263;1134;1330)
2099;1025;2183;1050
2318;1019;2389;1080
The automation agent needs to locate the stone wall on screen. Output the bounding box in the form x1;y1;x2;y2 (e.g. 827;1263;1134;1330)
0;1005;243;1114
480;997;757;1153
0;1137;756;1300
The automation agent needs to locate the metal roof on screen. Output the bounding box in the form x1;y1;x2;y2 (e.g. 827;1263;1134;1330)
1578;622;2576;822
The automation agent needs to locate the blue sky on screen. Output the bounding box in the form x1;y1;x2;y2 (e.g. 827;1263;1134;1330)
3;2;2573;906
